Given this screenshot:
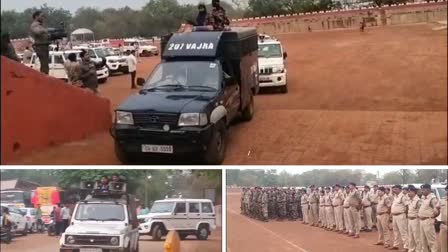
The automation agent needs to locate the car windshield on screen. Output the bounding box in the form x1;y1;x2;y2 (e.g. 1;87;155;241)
144;61;220;90
150;202;174;213
437;188;447;199
103;48;116;56
75;203;125;221
0;192;24;203
258;44;282;58
93;48;107;58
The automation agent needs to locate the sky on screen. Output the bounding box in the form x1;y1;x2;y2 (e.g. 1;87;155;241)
1;0;203;13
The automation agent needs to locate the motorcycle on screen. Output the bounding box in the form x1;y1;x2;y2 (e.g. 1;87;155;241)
47;218;56;236
0;224;16;244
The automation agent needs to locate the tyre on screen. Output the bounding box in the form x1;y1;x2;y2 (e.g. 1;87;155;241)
241;95;254;122
196;225;209;240
203;121;227;165
179;234;188;240
22;224;28;236
114;141;135;164
151;224;163;241
279;84;288;94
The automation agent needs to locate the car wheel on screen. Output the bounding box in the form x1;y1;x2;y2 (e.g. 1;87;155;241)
22;224;28;236
203;121;227;165
241;95;254;122
196;225;209;240
179;234;188;240
114;141;135;164
152;224;164;241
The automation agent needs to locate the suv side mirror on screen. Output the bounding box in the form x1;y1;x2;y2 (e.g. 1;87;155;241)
283;52;288;59
137;78;145;86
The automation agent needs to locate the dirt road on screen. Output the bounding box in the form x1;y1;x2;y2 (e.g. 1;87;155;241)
0;229;221;252
226;192;444;252
12;24;447;165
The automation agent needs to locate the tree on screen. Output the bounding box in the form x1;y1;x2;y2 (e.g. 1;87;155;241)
382;171;403;185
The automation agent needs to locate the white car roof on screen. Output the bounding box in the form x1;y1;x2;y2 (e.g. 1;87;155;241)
155;198;213;203
258;39;281;45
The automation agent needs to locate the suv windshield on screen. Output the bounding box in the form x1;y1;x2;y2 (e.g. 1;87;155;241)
144;61;220;90
93;48;107;58
0;192;24;203
258;44;282;58
103;48;116;56
75;203;125;221
150;202;174;213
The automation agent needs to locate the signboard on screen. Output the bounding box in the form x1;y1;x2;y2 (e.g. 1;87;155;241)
163;32;223;58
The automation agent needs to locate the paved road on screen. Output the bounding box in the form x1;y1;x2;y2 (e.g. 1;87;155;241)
12;24;447;165
0;228;222;252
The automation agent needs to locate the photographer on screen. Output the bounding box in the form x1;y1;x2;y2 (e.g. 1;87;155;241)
30;10;50;74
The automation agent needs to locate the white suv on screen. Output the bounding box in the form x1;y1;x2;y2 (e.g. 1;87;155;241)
1;204;28;236
138;198;216;241
60;194;139;252
26;50;109;83
76;47;129;75
123;39;159;57
257;36;288;93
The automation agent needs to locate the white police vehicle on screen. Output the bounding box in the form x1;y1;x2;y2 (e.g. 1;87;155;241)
60;182;139;252
257;34;288;93
0;204;28;236
137;198;216;240
123;39;159;57
75;46;129;75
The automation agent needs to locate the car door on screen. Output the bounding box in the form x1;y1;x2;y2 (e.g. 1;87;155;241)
200;202;216;227
172;202;188;230
221;62;240;122
187;202;200;230
10;208;26;231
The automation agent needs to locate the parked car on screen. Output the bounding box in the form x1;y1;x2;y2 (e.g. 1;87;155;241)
1;204;28;236
20;208;38;233
123;39;159;57
138;198;216;241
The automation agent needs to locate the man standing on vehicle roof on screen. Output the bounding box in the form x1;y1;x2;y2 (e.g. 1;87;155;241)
209;0;230;31
196;4;210;26
30;10;50;74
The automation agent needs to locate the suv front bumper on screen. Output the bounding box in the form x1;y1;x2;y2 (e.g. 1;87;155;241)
60;246;125;252
111;124;214;155
259;72;287;87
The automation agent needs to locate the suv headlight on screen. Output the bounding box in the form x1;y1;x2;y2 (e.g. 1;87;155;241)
66;235;75;244
110;237;119;245
178;113;208;127
116;111;134;125
272;65;284;73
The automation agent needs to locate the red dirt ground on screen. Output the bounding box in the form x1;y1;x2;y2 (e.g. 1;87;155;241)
10;24;447;165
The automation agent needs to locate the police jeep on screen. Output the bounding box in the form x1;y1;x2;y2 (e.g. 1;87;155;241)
111;27;259;165
59;182;139;252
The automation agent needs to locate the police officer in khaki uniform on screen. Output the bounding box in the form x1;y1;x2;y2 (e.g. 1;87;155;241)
348;183;362;238
319;190;327;228
391;185;409;251
418;184;440;252
439;185;447;252
325;187;335;230
372;184;380;227
332;184;345;233
343;186;352;234
308;185;319;227
362;185;374;232
406;185;422;252
301;189;309;224
375;186;393;248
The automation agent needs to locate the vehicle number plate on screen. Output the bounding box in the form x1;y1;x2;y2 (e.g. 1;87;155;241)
141;145;173;154
79;249;103;252
259;76;271;81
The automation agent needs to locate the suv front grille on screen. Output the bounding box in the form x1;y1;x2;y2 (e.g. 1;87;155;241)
260;68;273;75
132;112;179;128
70;235;118;246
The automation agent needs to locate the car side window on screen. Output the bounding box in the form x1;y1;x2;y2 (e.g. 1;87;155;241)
189;203;200;213
201;203;213;213
174;203;186;214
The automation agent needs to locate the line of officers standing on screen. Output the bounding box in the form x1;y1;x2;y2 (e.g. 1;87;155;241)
240;183;447;252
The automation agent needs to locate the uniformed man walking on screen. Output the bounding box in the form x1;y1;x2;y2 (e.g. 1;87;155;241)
375;186;393;248
391;185;409;251
418;184;440;252
30;11;50;74
406;185;422;252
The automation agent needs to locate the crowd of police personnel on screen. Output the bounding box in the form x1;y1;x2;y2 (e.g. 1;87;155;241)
241;183;447;252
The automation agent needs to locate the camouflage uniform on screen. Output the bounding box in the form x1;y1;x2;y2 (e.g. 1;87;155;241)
291;190;300;220
261;190;268;221
286;189;293;220
278;189;287;220
268;189;276;219
209;5;230;31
